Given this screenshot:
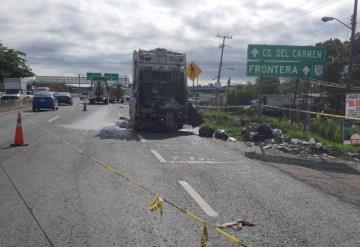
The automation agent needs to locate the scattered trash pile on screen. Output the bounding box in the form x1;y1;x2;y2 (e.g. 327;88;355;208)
198;123;354;159
243;123;336;157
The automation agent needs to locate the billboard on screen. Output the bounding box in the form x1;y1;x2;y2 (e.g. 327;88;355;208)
344;94;360;145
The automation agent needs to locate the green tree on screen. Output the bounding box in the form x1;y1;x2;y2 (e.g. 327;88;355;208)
315;38;347;111
255;77;280;95
227;83;256;105
0;42;34;80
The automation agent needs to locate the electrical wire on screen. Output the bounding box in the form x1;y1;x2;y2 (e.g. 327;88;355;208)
236;0;341;35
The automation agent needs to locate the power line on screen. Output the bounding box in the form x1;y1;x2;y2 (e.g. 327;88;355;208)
236;0;340;35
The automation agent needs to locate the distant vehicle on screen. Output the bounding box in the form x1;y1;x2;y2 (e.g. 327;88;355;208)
56;92;73;105
79;92;89;100
25;91;34;99
89;77;110;104
130;48;203;130
0;92;5;99
36;87;50;92
4;77;34;93
32;91;58;111
2;89;24;100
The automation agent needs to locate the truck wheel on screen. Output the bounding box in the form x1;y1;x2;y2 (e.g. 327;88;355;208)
104;99;108;105
89;99;94;104
133;121;141;131
32;108;35;112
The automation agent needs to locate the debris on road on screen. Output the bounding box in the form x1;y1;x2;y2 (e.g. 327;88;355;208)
118;121;130;129
199;126;215;137
244;123;274;142
215;129;229;140
216;219;256;231
228;137;237;141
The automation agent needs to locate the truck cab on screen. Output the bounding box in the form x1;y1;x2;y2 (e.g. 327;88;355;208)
89;77;110;104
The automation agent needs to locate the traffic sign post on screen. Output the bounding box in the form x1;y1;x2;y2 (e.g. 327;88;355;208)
247;44;326;62
246;61;324;79
246;44;326;80
104;73;119;81
86;72;102;80
186;62;202;82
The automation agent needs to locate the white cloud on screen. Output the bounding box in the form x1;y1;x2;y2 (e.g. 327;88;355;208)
0;0;353;83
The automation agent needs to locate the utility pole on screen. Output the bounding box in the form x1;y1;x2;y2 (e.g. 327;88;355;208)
226;78;231;106
78;74;81;94
347;0;358;91
216;34;232;106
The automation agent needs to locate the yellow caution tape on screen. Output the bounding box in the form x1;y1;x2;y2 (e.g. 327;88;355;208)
148;196;164;217
263;105;360;121
199;104;360;121
200;224;209;247
42;127;251;247
215;228;249;247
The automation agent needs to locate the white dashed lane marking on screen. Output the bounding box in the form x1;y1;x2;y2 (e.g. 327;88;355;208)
137;134;147;142
150;149;166;163
178;181;218;217
48;115;60;123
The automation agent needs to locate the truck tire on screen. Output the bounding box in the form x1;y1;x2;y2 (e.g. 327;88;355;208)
89;99;94;104
133;121;141;131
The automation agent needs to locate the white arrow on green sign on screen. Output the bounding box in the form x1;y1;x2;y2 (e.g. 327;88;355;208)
247;44;326;62
246;61;324;79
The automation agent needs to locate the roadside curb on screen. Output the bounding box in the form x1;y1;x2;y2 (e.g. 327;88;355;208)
0;106;31;115
244;151;360;174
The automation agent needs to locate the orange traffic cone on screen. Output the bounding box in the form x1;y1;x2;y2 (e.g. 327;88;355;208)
11;112;28;146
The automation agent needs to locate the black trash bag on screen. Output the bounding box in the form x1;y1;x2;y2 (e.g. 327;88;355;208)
244;124;273;142
215;130;229;140
199;126;215;137
256;124;273;139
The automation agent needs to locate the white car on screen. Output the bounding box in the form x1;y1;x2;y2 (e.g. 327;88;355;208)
2;89;24;100
80;92;89;100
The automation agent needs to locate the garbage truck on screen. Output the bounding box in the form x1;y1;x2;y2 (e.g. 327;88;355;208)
89;76;110;104
130;48;203;131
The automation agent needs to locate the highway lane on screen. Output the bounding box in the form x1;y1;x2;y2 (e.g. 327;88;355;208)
1;103;359;246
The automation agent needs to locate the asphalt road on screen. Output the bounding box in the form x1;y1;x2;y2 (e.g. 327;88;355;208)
0;102;359;247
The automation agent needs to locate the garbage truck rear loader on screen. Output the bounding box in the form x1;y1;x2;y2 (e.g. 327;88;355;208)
130;48;203;131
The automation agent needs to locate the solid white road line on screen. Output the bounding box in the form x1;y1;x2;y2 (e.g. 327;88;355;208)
178;181;219;217
137;134;147;142
150;149;166;163
169;160;244;164
48;115;60;123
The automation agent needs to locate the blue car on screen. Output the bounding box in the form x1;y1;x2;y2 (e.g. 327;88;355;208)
32;92;58;111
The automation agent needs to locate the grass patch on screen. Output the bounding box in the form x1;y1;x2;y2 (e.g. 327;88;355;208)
201;109;360;155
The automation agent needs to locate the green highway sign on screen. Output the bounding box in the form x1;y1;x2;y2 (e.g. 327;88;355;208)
86;72;102;80
246;61;324;79
104;73;119;81
247;44;326;62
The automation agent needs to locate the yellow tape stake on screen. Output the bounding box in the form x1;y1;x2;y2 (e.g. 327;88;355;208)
200;224;208;247
148;196;164;217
